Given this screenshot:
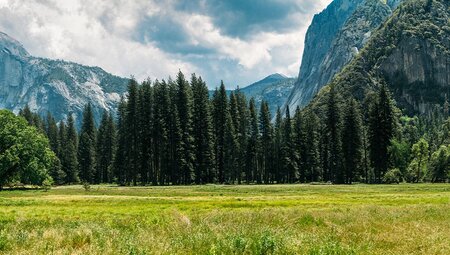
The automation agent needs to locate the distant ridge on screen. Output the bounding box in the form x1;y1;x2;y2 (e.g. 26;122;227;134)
210;73;295;117
0;32;129;126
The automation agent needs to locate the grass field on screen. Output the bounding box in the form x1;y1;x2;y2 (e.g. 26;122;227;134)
0;184;449;254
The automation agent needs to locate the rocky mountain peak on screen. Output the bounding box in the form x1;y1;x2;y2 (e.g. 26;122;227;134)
0;32;128;127
285;0;401;112
0;32;30;59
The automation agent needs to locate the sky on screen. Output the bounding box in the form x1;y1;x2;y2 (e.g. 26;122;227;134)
0;0;331;89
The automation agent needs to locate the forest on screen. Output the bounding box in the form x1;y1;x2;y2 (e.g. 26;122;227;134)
4;70;448;187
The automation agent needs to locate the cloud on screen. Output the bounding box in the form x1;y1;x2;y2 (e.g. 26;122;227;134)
0;0;332;89
173;0;321;39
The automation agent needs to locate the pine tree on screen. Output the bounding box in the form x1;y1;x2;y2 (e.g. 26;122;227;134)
325;85;344;184
138;80;153;184
175;71;195;184
114;97;127;185
45;112;58;153
96;111;116;183
192;75;215;184
125;78;140;185
212;82;228;183
153;80;171;185
64;114;79;184
236;89;249;184
281;106;298;183
224;108;238;183
293;107;306;182
274;107;283;183
368;84;397;183
19;105;34;126
303;110;322;182
78;104;97;183
168;78;183;184
342;98;363;184
19;106;45;132
57;120;66;159
246;98;259;183
52;120;67;184
259;101;273;183
49;156;66;185
32;113;45;132
228;92;241;183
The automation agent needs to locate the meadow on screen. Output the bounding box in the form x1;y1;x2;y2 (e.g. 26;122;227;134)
0;184;449;254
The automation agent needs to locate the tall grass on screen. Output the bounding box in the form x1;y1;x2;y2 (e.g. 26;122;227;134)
0;184;449;254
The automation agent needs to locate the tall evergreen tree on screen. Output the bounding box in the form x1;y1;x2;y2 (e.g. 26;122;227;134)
175;71;195;184
125;78;140;185
63;114;79;184
342;98;363;184
281;106;298;183
192;75;215;184
236;90;249;184
259;101;273;183
168;78;183;184
138;80;154;184
114;97;128;185
303;110;322;182
368;84;397;183
153;80;171;184
45;112;58;153
212;82;228;183
274;107;283;183
57;120;66;159
293;107;306;182
228;92;241;183
96;111;116;183
224;108;238;183
52;120;67;184
78;104;97;183
19;105;34;126
246;98;259;183
325;85;344;184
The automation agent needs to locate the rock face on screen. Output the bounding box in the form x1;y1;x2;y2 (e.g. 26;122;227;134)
377;0;450;114
308;0;450;115
286;0;401;111
0;32;129;126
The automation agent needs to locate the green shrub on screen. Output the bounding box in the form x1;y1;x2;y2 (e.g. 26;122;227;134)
42;178;53;192
383;168;402;184
83;182;91;192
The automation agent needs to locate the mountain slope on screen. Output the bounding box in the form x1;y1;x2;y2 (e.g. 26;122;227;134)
240;74;295;116
209;74;295;117
0;32;129;125
309;0;450;114
286;0;401;111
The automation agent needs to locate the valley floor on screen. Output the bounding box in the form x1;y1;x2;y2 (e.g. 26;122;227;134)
0;184;449;254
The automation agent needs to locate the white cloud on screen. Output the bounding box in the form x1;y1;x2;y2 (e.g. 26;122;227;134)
0;0;332;87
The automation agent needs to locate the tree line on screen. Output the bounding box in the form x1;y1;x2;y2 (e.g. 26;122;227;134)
19;71;450;186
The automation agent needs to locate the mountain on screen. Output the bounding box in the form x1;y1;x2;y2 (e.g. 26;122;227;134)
285;0;402;112
240;73;295;116
209;74;295;117
0;32;129;126
308;0;450;114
